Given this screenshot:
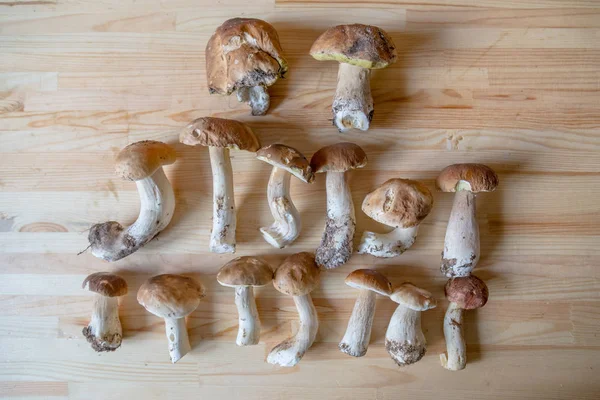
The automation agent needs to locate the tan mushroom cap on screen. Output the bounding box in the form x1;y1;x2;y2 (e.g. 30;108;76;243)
256;144;314;183
217;256;273;287
345;269;392;296
310;142;367;173
137;274;205;319
390;283;437;311
82;272;128;297
445;275;489;310
115;141;176;181
273;252;320;296
310;24;397;69
179;117;260;152
436;163;499;193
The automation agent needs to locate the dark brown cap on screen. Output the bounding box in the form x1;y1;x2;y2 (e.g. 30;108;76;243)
217;256;273;287
345;269;392;296
273;252;320;296
390;283;436;311
445;275;489;310
310;142;367;173
179;117;260;152
256;144;314;183
436;163;499;193
137;274;205;319
115;141;176;181
82;272;128;297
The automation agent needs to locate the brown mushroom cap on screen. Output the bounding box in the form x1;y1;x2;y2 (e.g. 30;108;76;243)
256;144;314;183
273;252;320;296
436;163;499;193
345;269;392;296
179;117;260;152
115;141;176;181
82;272;128;297
445;275;489;310
137;274;205;319
217;256;273;287
310;24;397;69
390;283;437;311
310;142;367;173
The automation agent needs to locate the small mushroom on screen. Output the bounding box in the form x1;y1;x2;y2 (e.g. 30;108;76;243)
267;252;320;367
385;283;436;366
256;144;314;248
180;117;260;253
440;275;489;371
82;272;128;352
358;179;433;258
88;141;176;262
310;24;397;132
137;274;205;363
437;164;499;277
310;143;367;269
216;256;273;346
206;18;288;116
339;269;392;357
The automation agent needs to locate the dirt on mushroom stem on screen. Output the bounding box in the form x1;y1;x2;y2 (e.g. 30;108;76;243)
316;216;355;269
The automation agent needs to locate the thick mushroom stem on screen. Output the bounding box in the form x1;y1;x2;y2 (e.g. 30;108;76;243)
82;294;122;352
440;302;466;371
339;289;376;357
164;317;191;364
208;146;236;253
442;188;479;277
237;85;270;116
267;294;318;367
234;286;261;346
385;305;426;366
332;63;373;132
358;225;419;258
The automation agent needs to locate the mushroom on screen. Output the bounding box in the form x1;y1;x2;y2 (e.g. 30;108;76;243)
339;269;392;357
385;283;436;366
267;252;320;367
310;143;367;269
206;18;288;116
88;141;176;262
310;24;397;132
440;275;489;371
256;144;314;248
137;274;205;363
216;256;273;346
180;117;260;253
437;164;499;277
82;272;128;352
358;178;433;258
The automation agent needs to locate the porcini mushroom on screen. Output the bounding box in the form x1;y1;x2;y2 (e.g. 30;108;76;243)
137;274;205;363
217;256;273;346
440;275;489;371
437;164;499;277
256;144;314;248
358;178;433;258
385;283;436;366
310;24;397;132
82;272;128;352
180;117;260;253
267;252;320;367
339;269;392;357
88;141;176;262
310;143;367;269
206;18;288;116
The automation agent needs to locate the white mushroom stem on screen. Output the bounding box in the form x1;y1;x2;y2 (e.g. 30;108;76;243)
339;289;376;357
237;85;270;116
164;317;191;364
208;146;236;253
358;225;419;258
234;286;261;346
385;305;426;366
82;294;122;352
332;63;373;132
440;302;466;371
267;294;318;367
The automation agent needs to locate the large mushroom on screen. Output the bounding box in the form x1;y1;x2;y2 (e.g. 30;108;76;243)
358;178;433;258
206;18;288;116
310;24;397;132
310;143;367;269
180;117;260;253
88;141;176;262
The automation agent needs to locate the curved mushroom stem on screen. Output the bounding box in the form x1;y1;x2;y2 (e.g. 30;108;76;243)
442;189;479;277
209;146;236;253
332;63;373;132
234;286;261;346
237;85;270;116
440;302;466;371
267;294;318;367
260;167;301;248
82;294;122;352
358;225;419;258
385;304;426;366
339;289;376;357
89;167;175;262
164;317;191;364
316;171;355;269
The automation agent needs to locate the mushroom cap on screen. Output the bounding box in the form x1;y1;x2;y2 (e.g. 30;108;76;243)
137;274;205;319
115;140;176;181
362;178;433;228
256;144;315;183
345;269;392;296
310;24;397;69
436;163;499;193
445;275;489;310
390;283;437;311
217;256;273;288
273;252;320;296
310;142;367;173
82;272;128;297
179;117;260;152
206;18;288;95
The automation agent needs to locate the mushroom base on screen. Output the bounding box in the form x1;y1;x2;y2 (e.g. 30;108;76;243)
385;305;426;366
83;295;122;352
165;317;191;364
332;63;373;132
339;289;376;357
234;286;261;346
440;302;466;371
315;216;355;269
209;146;236;254
442;190;479;277
357;225;419;258
237;85;270;116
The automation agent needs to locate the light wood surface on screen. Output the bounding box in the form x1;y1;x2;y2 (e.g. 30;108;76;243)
1;0;600;398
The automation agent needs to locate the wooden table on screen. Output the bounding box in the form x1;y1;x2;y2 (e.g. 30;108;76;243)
1;0;599;399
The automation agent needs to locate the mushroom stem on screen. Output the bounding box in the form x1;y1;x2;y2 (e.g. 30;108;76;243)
358;225;419;258
442;189;479;277
440;302;466;371
332;63;373;132
339;289;376;357
208;146;236;253
237;85;270;116
260;167;301;248
234;286;261;346
267;294;318;367
385;305;426;366
82;294;122;352
164;317;191;364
